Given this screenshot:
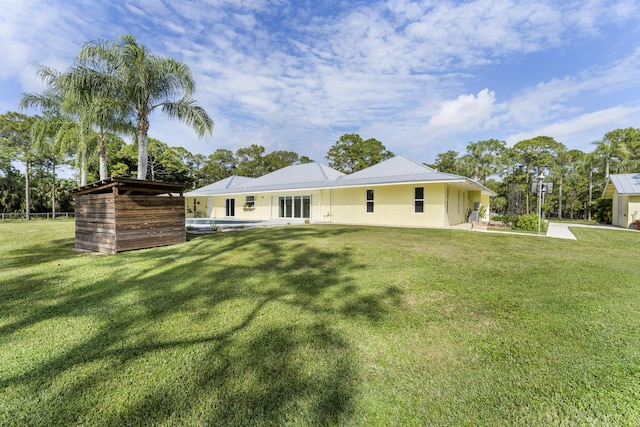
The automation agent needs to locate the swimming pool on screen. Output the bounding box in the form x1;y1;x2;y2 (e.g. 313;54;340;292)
185;218;265;229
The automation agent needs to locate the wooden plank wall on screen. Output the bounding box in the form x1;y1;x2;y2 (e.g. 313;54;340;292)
114;195;185;253
75;193;117;253
74;193;186;254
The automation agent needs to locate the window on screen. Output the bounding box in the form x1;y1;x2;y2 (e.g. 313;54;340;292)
245;195;255;208
366;189;374;213
414;187;424;213
278;195;311;218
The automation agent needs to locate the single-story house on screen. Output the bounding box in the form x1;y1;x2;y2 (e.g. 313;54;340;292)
185;155;496;228
603;173;640;228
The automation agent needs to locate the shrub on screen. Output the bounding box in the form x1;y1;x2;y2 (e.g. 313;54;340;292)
592;198;612;224
514;213;547;233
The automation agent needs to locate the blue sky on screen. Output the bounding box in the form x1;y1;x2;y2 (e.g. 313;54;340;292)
2;0;640;166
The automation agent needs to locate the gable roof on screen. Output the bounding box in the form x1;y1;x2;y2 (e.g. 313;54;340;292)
603;173;640;198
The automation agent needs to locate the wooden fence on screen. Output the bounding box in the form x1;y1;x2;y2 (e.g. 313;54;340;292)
0;212;75;221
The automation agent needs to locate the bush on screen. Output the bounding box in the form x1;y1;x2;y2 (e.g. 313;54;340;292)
513;213;547;233
592;198;612;224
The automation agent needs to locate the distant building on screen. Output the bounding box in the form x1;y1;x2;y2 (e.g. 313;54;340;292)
603;173;640;228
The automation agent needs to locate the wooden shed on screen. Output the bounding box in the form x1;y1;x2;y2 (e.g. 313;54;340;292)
71;178;188;254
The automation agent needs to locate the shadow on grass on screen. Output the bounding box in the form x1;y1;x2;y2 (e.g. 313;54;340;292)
1;237;76;268
0;225;403;425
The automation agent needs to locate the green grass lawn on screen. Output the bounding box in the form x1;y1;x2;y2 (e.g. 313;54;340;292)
1;221;639;426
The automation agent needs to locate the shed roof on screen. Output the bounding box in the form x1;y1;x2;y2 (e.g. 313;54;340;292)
71;177;189;197
603;173;640;198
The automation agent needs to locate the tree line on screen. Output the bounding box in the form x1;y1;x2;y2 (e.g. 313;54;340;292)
1;35;638;222
428;129;640;222
0;115;393;216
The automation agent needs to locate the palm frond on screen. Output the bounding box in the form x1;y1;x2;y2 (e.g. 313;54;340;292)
161;98;213;137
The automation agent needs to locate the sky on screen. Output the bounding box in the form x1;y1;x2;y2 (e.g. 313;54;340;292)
2;0;640;167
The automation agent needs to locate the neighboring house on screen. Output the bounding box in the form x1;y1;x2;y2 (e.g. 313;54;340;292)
185;155;496;228
602;173;640;228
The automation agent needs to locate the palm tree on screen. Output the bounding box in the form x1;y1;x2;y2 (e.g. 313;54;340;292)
74;35;213;180
21;67;101;185
593;130;629;180
461;139;506;185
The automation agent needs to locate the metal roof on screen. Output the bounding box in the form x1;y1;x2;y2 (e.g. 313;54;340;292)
185;156;497;196
247;162;344;187
185;175;254;196
186;163;345;195
603;173;640;198
337;155;435;180
334;156;496;195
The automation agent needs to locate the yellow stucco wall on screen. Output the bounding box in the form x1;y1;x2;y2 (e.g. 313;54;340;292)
185;196;208;218
185;182;488;227
612;194;620;226
329;183;468;227
630;196;640;228
192;190;327;220
610;193;640;228
620;195;640;228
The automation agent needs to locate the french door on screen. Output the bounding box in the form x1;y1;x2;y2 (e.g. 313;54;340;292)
225;198;235;217
278;196;311;218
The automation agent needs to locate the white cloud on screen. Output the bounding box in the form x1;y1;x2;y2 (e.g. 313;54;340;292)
423;89;496;136
505;105;640;149
1;0;640;166
501;47;640;128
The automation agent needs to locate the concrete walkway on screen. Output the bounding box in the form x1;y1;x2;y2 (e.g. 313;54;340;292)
546;221;639;240
546;222;577;240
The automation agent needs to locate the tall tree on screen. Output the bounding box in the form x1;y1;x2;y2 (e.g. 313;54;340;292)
461;139;506;184
264;150;299;173
20;65;113;185
73;34;213;180
326;133;393;174
236;144;267;177
197;149;237;185
593;129;629;180
512;136;564;213
0;112;38;219
29;115;74;218
430;150;460;174
594;128;640;178
299;155;314;164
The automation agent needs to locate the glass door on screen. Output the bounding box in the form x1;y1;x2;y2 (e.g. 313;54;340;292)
225;198;235;217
